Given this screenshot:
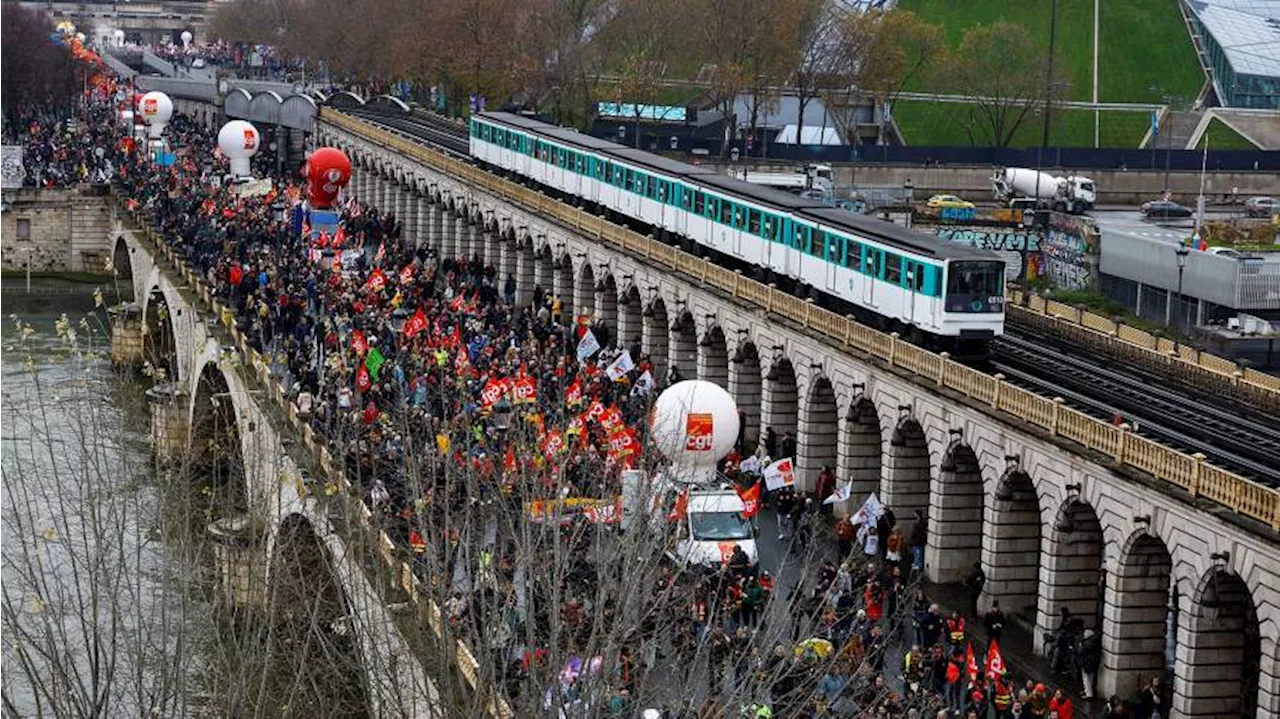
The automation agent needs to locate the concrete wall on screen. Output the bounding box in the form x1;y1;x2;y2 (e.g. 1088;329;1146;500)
694;160;1280;207
1;187;117;273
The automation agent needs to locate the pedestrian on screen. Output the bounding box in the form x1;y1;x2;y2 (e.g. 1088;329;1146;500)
836;513;855;558
985;599;1005;645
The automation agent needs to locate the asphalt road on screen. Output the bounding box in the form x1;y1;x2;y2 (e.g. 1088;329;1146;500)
1088;208;1239;245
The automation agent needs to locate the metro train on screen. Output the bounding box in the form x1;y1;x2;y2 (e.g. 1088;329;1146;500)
468;112;1006;356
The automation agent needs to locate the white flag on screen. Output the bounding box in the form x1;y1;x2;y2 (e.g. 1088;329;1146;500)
823;482;852;506
850;492;885;526
738;455;762;476
576;329;600;363
631;370;656;396
605;350;635;381
763;457;795;491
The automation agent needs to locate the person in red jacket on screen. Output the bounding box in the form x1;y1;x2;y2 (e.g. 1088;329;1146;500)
1048;686;1073;719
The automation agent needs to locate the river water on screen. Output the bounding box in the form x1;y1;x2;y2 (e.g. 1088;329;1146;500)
0;284;220;716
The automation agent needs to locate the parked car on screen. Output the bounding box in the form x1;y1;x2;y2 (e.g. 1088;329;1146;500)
1140;200;1193;218
1244;196;1278;218
927;194;975;209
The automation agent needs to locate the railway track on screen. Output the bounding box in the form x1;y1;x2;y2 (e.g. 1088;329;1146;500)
994;332;1280;485
342;108;1280;486
346;107;471;156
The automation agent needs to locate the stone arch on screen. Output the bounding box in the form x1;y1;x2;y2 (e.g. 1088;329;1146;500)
534;245;555;304
698;325;729;389
979;466;1042;618
761;355;798;460
142;285;177;380
669;310;697;382
1036;497;1106;652
925;437;984;584
796;375;838;493
576;261;596;320
882;414;930;525
1100;530;1173;699
112;235;134;300
188;363;248;521
597;273;619;342
729;341;762;453
514;238;536;308
554;253;575;320
838;396;882;506
263;513;369;715
643;296;669;382
618;284;643;351
1174;567;1261;718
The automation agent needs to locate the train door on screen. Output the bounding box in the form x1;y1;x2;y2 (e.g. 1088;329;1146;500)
863;247;879;306
825;232;840;293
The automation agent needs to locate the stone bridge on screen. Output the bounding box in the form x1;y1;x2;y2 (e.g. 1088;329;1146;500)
108;225;442;718
315;112;1280;718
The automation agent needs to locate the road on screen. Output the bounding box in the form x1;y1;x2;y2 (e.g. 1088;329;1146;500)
1089;207;1238;245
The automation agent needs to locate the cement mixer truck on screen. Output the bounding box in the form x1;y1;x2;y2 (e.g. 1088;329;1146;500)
991;167;1095;215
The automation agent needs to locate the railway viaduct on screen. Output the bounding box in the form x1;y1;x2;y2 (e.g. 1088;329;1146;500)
305;110;1280;718
109;226;442;717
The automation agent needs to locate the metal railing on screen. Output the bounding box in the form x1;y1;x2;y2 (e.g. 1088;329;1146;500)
322;108;1280;532
122;207;513;719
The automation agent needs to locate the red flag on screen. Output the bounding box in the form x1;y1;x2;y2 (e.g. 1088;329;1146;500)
985;640;1006;679
586;400;607;422
599;405;624;434
316;230;330;248
965;642;980;682
737;482;761;518
334;225;347;247
366;268;388;293
456;348;471;373
512;376;537;405
504;446;517;473
351;329;368;355
450;294;466;312
356;363;372;392
565;378;583;408
667;486;690;521
404;308;428;338
399;264;415;285
481;377;510;408
541;430;566;460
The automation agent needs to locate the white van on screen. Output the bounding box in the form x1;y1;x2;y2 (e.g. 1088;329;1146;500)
672;490;758;568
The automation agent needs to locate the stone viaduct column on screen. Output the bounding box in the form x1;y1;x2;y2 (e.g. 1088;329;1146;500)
484;227;499;269
414;193;430;251
514;242;535;308
837;397;882;503
401;189;418;249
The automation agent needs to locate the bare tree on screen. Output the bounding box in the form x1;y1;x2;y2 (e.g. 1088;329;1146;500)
1;5;79;114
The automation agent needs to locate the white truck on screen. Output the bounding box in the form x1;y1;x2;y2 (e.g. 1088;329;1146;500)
733;164;835;201
991;167;1095;215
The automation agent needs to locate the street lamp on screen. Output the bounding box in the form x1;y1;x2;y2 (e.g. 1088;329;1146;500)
903;178;914;229
1174;243;1189;348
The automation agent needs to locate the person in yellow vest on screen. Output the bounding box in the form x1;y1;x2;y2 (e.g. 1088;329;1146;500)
991;674;1014;718
409;528;428;555
551;295;563;324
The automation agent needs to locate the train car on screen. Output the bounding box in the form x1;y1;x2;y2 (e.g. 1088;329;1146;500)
468;112;1005;354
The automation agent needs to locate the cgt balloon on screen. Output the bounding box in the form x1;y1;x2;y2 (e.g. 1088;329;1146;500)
217;120;261;178
304;147;351;209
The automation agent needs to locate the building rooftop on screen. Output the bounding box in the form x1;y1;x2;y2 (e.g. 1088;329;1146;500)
1189;0;1280;77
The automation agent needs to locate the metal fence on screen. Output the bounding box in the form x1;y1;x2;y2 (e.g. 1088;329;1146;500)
1100;231;1280;311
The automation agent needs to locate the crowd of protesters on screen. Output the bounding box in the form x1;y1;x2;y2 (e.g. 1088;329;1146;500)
3;98;124;187
26;82;1170;718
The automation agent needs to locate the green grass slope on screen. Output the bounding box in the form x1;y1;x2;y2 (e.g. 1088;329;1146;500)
1197;118;1260;150
894;100;1151;147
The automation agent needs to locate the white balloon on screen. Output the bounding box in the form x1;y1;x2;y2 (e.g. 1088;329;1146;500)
180;30;193;46
650;380;740;473
217;120;261;177
139;92;173;139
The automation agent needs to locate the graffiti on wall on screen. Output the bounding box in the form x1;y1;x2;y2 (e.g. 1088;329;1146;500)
1042;229;1094;289
933;228;1039;280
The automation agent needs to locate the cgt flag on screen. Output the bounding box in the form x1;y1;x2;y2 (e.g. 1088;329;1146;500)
404;308;428;338
737;482;761;518
985;639;1007;679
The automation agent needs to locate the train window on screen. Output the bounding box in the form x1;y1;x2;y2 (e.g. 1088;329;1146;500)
945;261;1005;313
734;206;746;230
864;249;880;277
796;225;809;252
885;254;901;284
748;209;760;235
658;182;668;202
720;200;733;225
694;192;705;215
626;170;635;191
763;216;773;240
829;234;844;265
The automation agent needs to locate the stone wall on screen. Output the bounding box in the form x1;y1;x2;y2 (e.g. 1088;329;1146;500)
1;186;116;273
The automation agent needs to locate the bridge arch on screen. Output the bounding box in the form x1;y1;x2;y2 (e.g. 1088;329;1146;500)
534;244;555;302
1037;497;1106;651
1175;566;1261;717
576;261;595;321
698;325;729;390
111;235;135;301
669;310;697;382
618;284;643;352
643;296;669;382
259;513;370;715
839;395;883;502
187;361;250;522
554;253;574;318
729;340;762;453
797;374;838;494
596;272;619;341
882;413;931;524
979;465;1043;618
1100;529;1174;698
141;284;177;380
761;355;798;464
926;437;984;583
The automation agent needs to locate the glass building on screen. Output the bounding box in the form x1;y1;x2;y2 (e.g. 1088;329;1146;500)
1187;0;1280;109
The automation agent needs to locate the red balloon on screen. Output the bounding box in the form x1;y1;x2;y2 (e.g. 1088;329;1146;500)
306;147;351;209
